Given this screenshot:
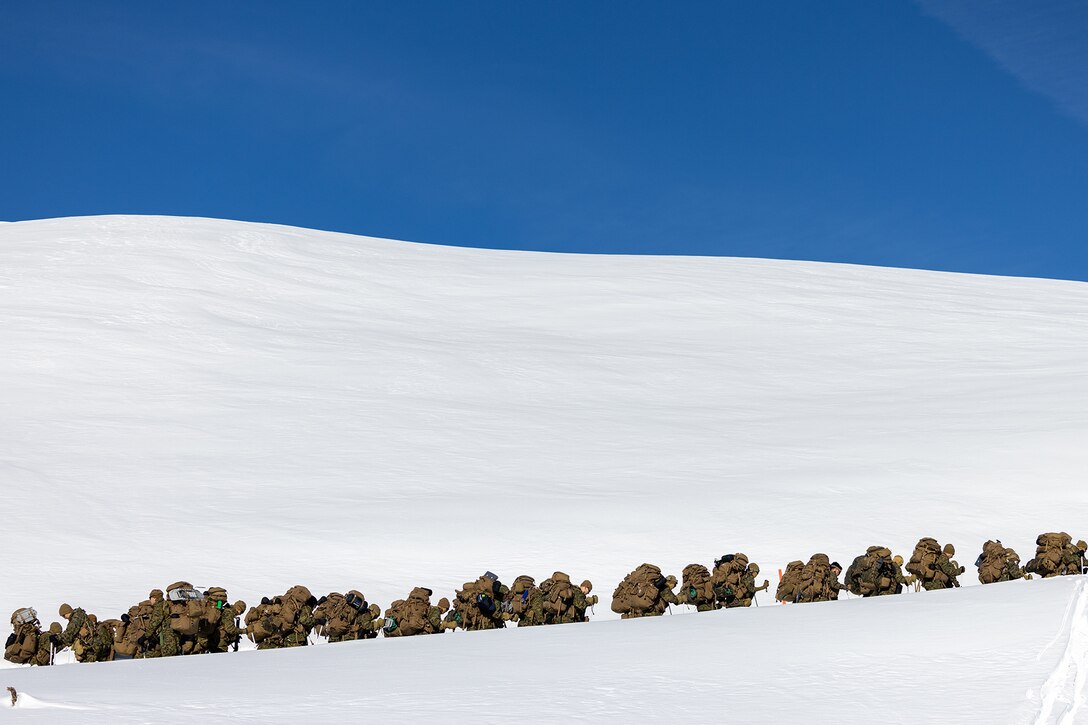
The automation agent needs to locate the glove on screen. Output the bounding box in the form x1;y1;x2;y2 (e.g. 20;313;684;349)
136;636;148;648
587;595;599;606
121;613;130;623
314;617;328;626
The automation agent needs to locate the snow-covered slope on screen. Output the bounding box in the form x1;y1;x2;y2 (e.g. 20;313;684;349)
2;216;1087;722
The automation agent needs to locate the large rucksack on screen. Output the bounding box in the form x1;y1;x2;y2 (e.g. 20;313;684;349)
315;593;352;639
977;540;1015;584
508;575;537;619
845;550;879;596
680;564;715;608
540;572;576;617
4;622;39;664
611;564;663;616
246;598;283;643
906;538;941;584
385;587;434;636
448;578;494;630
863;546;901;595
166;582;206;637
1026;532;1072;578
711;553;750;604
797;554;832;602
279;585;314;630
775;560;805;603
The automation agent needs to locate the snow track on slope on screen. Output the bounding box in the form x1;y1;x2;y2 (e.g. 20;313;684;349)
1035;579;1088;724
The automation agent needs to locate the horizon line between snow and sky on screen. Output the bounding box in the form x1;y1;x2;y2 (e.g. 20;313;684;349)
2;1;1087;282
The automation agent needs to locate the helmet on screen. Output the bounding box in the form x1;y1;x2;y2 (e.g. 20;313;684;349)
892;555;904;567
59;603;73;619
943;543;956;556
580;580;593;593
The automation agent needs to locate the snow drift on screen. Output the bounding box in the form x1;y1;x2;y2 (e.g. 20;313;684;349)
1;215;1087;722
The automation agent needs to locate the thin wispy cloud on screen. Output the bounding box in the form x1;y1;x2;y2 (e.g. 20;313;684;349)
918;0;1088;127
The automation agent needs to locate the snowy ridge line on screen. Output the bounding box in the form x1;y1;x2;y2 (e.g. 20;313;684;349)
1033;579;1088;725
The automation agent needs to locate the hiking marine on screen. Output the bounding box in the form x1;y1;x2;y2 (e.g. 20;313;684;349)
678;564;718;611
1025;533;1086;578
314;591;381;642
782;554;847;603
712;553;769;608
976;540;1030;584
845;547;913;597
905;539;965;591
446;572;507;631
505;575;544;626
610;564;679;619
384;587;445;636
537;572;594;624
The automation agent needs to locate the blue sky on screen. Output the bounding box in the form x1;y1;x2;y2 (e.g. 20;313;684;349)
2;1;1086;280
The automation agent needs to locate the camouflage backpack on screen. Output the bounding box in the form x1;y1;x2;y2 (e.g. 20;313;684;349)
611;564;663;615
845;551;876;596
246;598;283;643
509;575;537;617
4;616;39;664
869;546;899;592
797;554;832;602
906;538;942;583
711;554;749;603
1027;532;1072;577
680;564;715;607
130;599;154;638
711;554;737;586
540;572;576;616
201;587;229;627
315;593;352;639
775;560;805;603
382;599;406;636
385;587;434;636
165;582;206;636
279;585;314;628
473;575;502;619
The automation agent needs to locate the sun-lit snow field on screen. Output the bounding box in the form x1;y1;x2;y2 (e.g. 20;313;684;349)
2;216;1087;723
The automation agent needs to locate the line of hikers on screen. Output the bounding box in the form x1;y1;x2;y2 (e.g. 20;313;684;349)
6;532;1086;666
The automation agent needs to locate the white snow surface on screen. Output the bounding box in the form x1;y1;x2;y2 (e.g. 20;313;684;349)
2;215;1088;722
